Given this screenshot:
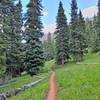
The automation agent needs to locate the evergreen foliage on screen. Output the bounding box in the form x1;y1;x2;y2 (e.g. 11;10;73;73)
1;0;15;77
70;0;87;62
55;1;69;65
6;0;23;76
25;0;44;74
92;0;100;52
43;33;55;61
77;10;88;61
0;0;100;80
70;0;79;62
0;0;23;77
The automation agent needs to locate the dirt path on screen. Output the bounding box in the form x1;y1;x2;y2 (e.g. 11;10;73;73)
46;71;57;100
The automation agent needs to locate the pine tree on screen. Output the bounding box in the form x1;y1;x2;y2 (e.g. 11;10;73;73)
25;0;44;74
85;18;95;47
0;14;7;79
70;0;78;31
47;33;54;60
43;40;48;61
93;0;100;52
70;0;79;62
0;0;15;78
97;0;100;38
10;0;23;76
1;0;23;77
78;11;85;32
55;1;69;65
77;10;88;61
43;33;55;61
47;33;52;59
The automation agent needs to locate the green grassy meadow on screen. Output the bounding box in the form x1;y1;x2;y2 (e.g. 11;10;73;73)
56;54;100;100
0;53;100;100
10;78;49;100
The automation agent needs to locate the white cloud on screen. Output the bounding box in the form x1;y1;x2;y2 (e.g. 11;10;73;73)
42;11;48;16
82;6;98;18
43;23;56;34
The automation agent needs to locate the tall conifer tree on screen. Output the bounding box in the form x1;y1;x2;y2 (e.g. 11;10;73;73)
1;0;16;77
55;1;69;65
25;0;44;74
43;33;55;61
77;10;88;61
47;33;54;60
9;0;23;75
1;0;23;76
93;0;100;52
0;5;7;78
70;0;79;62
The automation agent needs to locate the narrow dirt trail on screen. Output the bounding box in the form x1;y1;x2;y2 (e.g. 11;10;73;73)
46;71;57;100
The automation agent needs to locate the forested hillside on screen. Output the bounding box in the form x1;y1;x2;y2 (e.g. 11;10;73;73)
0;0;100;100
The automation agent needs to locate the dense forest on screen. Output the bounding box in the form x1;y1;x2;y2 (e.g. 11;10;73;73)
0;0;100;84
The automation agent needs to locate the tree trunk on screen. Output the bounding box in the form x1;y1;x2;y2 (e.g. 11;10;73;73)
61;58;64;66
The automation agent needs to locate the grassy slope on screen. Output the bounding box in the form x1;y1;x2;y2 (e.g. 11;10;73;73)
9;61;54;100
10;73;50;100
44;60;55;69
56;54;100;100
2;53;99;100
0;61;52;100
0;74;39;93
10;80;48;100
84;53;100;63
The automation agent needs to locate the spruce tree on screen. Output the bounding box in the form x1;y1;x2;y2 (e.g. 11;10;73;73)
1;0;23;77
47;33;54;60
0;0;15;77
78;11;85;32
9;0;23;75
43;33;55;61
70;0;81;62
70;1;87;62
85;18;95;47
77;10;88;61
55;1;69;65
0;14;7;79
43;40;48;61
97;0;100;39
93;0;100;52
25;0;44;74
70;0;78;31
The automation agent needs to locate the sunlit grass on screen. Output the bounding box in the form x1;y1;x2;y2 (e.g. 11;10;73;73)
44;60;55;68
10;75;50;100
0;74;39;93
84;53;100;63
1;53;100;100
56;53;100;100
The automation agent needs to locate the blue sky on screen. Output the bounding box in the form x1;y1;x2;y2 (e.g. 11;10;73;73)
21;0;98;33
